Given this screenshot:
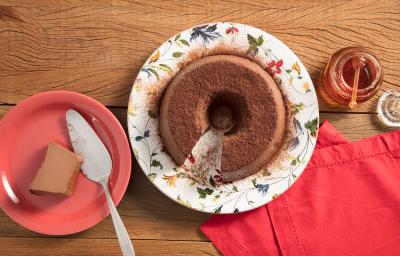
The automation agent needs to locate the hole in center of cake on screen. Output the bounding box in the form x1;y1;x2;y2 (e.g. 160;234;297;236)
209;105;234;132
207;92;247;134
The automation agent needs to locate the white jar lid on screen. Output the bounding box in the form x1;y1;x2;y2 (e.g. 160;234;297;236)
378;90;400;127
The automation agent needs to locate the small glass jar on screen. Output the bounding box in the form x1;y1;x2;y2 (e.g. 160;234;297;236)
323;46;383;105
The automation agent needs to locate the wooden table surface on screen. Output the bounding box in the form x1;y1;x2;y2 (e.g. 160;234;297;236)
0;0;399;255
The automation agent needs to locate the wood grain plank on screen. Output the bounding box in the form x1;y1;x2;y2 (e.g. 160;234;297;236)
0;0;399;111
0;105;10;117
319;112;397;141
0;238;219;256
1;1;398;255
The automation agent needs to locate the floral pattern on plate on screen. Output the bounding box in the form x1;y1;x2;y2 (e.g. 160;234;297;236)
128;22;319;214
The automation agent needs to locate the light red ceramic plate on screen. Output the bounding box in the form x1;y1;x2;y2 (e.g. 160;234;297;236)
0;91;131;235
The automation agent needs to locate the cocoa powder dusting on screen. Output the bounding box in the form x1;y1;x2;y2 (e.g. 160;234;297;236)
146;42;298;181
162;55;285;174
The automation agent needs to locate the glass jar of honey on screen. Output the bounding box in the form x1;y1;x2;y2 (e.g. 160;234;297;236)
323;46;383;106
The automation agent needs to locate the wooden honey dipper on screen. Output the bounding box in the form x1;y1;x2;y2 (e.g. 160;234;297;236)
349;56;366;109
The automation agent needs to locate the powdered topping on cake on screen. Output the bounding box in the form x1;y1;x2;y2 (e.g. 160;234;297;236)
159;55;286;182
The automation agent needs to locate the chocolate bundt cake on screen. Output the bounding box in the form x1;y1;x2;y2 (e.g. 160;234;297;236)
159;55;286;182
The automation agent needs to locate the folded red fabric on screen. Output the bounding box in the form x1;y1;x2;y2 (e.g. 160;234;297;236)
201;121;400;256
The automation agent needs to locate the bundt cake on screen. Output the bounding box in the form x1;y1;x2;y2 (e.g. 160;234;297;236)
159;55;286;182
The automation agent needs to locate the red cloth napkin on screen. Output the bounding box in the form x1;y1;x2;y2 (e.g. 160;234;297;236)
201;121;400;256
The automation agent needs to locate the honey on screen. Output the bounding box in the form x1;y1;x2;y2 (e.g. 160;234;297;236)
342;58;372;90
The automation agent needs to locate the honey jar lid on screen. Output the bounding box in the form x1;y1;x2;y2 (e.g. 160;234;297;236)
378;90;400;127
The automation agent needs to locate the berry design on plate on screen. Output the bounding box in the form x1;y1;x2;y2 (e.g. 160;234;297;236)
265;59;283;78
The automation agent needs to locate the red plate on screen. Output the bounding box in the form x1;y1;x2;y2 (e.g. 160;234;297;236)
0;91;131;235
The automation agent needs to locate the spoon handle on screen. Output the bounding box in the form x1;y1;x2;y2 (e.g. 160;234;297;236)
101;180;135;256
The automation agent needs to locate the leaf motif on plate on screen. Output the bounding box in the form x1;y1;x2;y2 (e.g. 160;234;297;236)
214;205;223;214
305;118;318;137
142;67;159;80
190;24;221;43
247;34;258;47
135;135;144;142
151;159;163;169
177;195;191;208
179;39;189;46
247;34;263;47
149;68;160;80
262;169;272;176
257;35;264;45
247;34;264;56
291;103;305;115
158;64;173;75
255;183;269;196
288;136;300;151
251;178;257;187
197;187;214;199
293;117;303;134
209;175;216;187
147;173;157;181
172;52;184;58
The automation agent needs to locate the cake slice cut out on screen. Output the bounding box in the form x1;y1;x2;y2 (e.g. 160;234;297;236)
29;142;82;196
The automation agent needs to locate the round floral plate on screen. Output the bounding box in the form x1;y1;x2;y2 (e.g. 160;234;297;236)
128;22;319;214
